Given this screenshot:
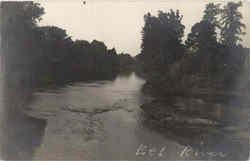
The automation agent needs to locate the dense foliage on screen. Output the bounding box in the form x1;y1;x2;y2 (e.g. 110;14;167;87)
1;1;249;93
138;1;249;93
1;2;135;88
141;10;185;73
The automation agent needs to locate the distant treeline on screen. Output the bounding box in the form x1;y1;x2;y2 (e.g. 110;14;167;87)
1;2;135;88
136;1;250;94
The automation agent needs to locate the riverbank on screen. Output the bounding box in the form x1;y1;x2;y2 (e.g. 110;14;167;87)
139;95;250;160
140;93;250;138
142;80;250;106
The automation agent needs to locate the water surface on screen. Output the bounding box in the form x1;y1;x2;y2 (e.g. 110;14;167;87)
1;72;249;160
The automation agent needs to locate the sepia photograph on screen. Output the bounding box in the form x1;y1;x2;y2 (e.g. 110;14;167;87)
0;0;250;160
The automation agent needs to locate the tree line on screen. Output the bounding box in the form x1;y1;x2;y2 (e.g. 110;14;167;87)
1;1;249;92
1;2;135;89
136;1;249;94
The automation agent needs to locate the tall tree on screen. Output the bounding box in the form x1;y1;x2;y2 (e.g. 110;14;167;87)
141;10;185;69
185;3;222;73
1;2;44;87
220;1;246;47
185;3;220;53
202;3;221;26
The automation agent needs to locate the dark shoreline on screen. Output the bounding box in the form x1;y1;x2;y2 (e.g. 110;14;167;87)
139;83;250;160
142;81;250;106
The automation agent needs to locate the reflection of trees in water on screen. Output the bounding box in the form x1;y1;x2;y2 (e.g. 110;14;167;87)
139;98;249;161
1;85;47;160
117;71;133;78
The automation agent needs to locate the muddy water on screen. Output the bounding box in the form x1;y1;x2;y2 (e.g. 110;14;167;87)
1;72;249;160
25;72;187;160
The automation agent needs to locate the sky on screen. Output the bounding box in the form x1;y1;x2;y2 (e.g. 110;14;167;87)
37;0;250;56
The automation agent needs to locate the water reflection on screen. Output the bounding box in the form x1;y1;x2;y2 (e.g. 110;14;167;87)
140;96;249;160
0;72;249;160
0;84;47;160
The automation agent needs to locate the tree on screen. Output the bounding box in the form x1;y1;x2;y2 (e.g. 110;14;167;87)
185;3;220;53
117;53;136;73
220;1;246;47
203;3;221;26
141;10;185;72
1;2;44;87
2;1;132;87
185;3;221;73
185;21;218;53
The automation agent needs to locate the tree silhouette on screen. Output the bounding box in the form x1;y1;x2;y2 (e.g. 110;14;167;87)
186;3;220;53
141;10;185;74
185;3;221;73
1;2;44;87
220;1;246;47
1;2;134;88
138;2;248;92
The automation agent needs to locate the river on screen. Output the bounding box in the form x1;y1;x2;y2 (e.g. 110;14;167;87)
0;72;249;160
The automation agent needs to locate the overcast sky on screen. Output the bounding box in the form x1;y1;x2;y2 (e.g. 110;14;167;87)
38;0;249;56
